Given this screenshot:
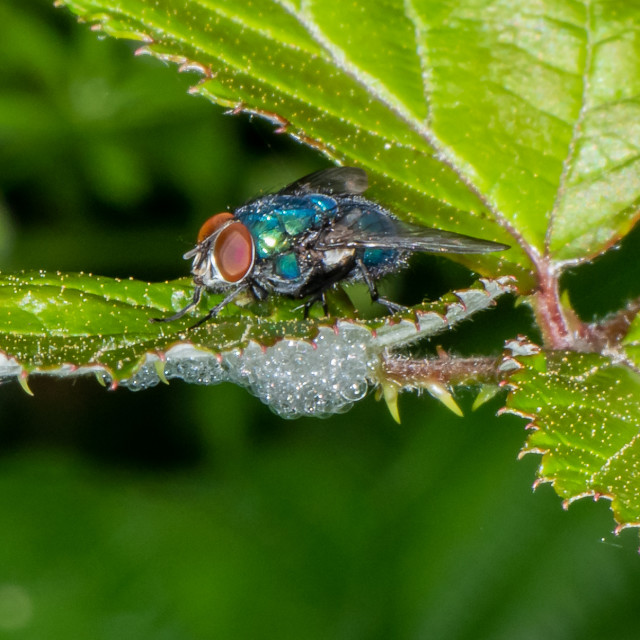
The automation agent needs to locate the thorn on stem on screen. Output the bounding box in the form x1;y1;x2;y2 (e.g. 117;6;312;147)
18;371;33;397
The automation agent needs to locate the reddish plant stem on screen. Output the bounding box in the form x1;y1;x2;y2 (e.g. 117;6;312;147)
382;352;501;388
583;297;640;351
531;260;578;350
532;258;639;352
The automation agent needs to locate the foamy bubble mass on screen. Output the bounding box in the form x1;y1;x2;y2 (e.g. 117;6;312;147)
123;323;374;418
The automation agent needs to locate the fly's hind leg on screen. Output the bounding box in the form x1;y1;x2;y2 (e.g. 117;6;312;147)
355;257;407;314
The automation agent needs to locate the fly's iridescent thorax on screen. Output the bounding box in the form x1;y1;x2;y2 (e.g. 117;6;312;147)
235;193;339;282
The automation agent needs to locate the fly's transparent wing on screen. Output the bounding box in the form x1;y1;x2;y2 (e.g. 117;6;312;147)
319;208;509;254
278;167;368;196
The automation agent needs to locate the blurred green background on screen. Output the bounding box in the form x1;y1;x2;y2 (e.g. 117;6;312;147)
1;2;640;639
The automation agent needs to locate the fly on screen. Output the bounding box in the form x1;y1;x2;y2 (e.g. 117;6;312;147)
153;167;509;327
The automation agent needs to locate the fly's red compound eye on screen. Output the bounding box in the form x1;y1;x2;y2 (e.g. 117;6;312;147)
197;212;235;243
214;222;255;283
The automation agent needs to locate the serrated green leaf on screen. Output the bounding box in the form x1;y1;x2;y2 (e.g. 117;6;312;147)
56;0;640;288
504;344;640;532
0;271;513;417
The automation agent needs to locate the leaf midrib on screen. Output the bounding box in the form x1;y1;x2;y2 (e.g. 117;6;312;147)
545;0;593;261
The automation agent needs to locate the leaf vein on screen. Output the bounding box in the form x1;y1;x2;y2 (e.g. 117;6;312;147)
270;0;535;255
403;0;432;126
592;432;640;487
193;0;322;57
273;0;427;131
545;0;594;257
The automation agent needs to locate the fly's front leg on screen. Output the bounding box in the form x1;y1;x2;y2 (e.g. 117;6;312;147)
355;256;407;314
150;285;203;323
189;285;249;329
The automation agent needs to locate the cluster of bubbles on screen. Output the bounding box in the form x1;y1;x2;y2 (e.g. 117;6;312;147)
122;324;376;419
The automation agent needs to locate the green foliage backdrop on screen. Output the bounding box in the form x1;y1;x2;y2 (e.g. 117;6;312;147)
1;1;640;638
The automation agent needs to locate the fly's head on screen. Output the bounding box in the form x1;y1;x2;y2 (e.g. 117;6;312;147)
185;212;256;290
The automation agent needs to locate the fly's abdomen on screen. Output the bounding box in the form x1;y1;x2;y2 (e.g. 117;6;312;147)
361;247;399;270
342;201;402;274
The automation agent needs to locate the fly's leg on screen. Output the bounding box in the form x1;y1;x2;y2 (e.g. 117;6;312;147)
356;256;407;314
189;286;248;329
250;282;269;301
150;286;203;323
301;292;328;319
